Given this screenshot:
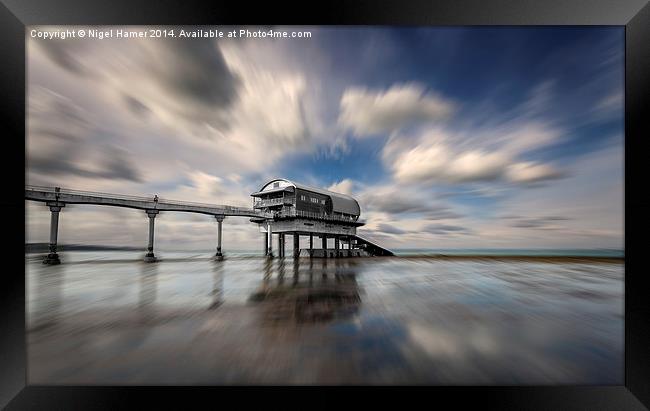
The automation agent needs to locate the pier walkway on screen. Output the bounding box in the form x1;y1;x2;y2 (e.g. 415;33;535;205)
25;185;393;264
25;186;266;218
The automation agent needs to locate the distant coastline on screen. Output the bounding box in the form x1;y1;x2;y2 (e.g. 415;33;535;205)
396;254;623;263
25;243;142;253
25;243;623;263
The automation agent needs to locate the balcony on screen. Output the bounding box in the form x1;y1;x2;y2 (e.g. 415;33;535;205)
278;209;359;223
253;197;294;208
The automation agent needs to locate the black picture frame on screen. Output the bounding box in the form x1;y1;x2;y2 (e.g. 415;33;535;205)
1;0;648;409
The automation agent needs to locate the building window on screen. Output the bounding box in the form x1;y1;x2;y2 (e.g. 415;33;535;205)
273;182;279;188
321;199;325;205
300;195;306;201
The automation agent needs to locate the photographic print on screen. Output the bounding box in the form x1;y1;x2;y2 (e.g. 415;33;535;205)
25;26;624;385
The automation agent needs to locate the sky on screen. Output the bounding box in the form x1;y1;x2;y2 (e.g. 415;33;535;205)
25;26;624;251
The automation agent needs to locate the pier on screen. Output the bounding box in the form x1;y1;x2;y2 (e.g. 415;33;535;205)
25;179;393;264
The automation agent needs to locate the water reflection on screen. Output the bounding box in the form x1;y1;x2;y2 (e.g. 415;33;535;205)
138;263;158;310
209;261;224;310
249;258;362;325
31;264;64;330
26;252;624;384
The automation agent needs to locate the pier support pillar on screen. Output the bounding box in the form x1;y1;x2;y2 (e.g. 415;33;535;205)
309;234;313;250
215;215;224;260
144;210;159;262
335;237;340;257
321;235;327;254
266;221;274;258
293;233;300;258
278;233;285;258
43;203;64;265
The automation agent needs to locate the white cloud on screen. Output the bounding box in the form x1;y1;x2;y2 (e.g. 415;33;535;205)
339;83;454;136
505;162;566;184
327;179;355;195
382;124;565;185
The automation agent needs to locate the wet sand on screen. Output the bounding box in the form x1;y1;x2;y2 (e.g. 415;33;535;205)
404;255;623;263
26;252;623;385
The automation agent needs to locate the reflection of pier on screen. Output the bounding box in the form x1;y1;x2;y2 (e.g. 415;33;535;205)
209;262;225;310
138;260;225;314
250;259;362;325
30;265;64;330
138;263;158;321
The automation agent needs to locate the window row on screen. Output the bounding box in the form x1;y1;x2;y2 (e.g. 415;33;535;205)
300;194;325;205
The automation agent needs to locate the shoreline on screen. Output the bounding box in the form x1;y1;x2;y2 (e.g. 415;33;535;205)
25;252;624;264
395;255;623;263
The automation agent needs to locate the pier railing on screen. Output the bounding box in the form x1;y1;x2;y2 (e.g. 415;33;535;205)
253;197;294;208
278;209;360;224
25;185;266;217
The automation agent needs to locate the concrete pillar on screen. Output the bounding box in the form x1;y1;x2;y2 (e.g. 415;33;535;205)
321;235;328;258
293;233;300;258
278;233;284;258
144;210;159;262
266;221;273;258
335;237;340;257
215;215;224;260
309;234;313;249
43;203;64;265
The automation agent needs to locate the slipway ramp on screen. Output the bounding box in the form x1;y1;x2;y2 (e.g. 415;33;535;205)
353;234;394;256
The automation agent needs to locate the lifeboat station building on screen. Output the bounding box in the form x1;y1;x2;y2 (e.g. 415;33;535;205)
250;179;392;258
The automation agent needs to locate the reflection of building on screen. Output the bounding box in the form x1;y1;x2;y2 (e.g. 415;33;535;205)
249;258;362;325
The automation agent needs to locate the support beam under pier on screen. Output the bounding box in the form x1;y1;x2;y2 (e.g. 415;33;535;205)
215;215;224;260
144;210;159;262
335;237;340;257
266;220;274;258
43;203;64;265
278;233;285;258
293;233;300;258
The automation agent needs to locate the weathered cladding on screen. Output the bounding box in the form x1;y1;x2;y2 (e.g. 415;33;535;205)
295;188;330;215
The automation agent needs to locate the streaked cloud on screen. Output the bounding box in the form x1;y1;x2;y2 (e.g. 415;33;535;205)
339;83;454;137
28;86;142;182
505;162;566;185
382;126;566;185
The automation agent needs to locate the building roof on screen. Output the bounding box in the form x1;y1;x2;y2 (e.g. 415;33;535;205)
251;178;361;216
